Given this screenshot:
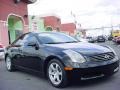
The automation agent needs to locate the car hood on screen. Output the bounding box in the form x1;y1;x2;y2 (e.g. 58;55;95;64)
44;42;111;55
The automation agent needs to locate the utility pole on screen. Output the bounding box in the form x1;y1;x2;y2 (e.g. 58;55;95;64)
71;11;83;37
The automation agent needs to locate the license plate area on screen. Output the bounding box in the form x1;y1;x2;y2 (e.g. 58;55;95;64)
81;74;104;80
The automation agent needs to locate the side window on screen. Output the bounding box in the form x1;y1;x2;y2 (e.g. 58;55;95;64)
22;35;38;46
13;34;38;46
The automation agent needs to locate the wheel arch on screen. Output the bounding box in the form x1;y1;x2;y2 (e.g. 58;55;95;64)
43;55;65;76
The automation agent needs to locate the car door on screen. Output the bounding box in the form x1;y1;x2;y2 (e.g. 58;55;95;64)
10;35;25;66
20;34;42;71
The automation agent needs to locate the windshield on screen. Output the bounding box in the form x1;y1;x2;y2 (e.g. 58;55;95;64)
37;32;78;44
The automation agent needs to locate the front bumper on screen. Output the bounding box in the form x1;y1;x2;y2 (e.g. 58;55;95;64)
67;61;119;80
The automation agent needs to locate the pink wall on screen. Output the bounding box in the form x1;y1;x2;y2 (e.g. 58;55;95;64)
43;16;61;30
0;0;28;25
0;0;29;47
60;23;76;34
23;25;29;33
0;21;9;46
0;21;29;47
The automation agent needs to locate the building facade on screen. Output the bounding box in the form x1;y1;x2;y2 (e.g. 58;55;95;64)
29;15;76;36
60;23;76;35
0;0;36;46
43;16;61;31
29;16;45;32
43;16;76;34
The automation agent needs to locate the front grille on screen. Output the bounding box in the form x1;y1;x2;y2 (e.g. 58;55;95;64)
89;52;115;61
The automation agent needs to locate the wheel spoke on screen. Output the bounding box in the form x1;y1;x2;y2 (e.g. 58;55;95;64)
55;64;59;69
49;70;54;75
6;57;11;70
57;66;62;75
50;64;56;71
58;71;62;76
56;74;61;83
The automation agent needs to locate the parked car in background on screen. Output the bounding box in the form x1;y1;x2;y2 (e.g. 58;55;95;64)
112;36;118;42
86;36;96;43
5;32;119;88
88;37;96;43
86;36;92;40
113;36;120;44
97;36;106;42
108;36;113;41
0;44;5;60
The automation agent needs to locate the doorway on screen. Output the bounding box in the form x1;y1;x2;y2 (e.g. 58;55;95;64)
7;15;23;44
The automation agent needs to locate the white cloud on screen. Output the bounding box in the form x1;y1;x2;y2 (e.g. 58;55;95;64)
28;0;120;28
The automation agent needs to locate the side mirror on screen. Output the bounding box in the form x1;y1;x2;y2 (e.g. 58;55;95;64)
27;42;39;50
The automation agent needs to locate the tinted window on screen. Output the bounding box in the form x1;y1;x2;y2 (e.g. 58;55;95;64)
22;34;38;46
37;32;78;44
14;34;37;46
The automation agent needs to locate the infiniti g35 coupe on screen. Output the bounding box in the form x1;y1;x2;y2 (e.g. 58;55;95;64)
5;32;119;88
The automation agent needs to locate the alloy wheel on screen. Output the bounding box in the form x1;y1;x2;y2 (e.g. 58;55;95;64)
48;62;63;85
6;56;11;70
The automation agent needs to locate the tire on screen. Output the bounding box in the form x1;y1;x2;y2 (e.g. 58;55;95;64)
5;56;16;72
47;59;68;88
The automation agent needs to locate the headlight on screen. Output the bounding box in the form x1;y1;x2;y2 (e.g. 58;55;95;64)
63;49;86;63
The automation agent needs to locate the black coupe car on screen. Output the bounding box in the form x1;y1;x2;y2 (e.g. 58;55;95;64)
5;32;119;88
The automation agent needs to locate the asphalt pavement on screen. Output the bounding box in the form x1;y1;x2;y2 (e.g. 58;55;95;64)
0;41;120;90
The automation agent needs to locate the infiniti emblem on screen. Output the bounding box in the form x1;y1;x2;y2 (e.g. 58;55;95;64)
104;55;110;59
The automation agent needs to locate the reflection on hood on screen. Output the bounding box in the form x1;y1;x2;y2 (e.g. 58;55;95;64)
44;42;111;55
